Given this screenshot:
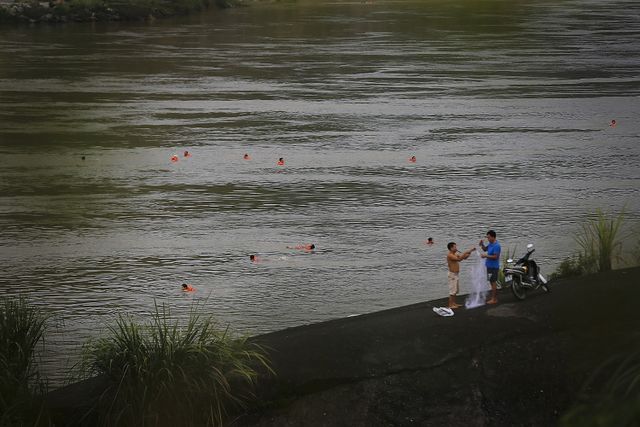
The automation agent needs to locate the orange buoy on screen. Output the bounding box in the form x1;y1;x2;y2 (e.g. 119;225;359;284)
277;157;285;166
170;155;179;163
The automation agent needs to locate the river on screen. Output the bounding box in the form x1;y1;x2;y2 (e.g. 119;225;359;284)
1;0;639;387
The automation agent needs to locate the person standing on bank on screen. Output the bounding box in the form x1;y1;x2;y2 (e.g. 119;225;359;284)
479;230;501;304
446;242;475;309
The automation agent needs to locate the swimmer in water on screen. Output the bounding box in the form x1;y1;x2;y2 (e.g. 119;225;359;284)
610;119;617;127
243;153;251;160
250;254;260;263
277;157;285;166
182;283;195;292
409;155;417;163
287;244;316;251
184;150;192;158
426;237;434;246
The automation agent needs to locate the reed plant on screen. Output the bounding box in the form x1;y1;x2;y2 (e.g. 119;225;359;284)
80;302;272;427
0;296;49;426
575;208;625;273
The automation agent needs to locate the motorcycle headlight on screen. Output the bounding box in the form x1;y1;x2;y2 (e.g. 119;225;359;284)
522;266;528;273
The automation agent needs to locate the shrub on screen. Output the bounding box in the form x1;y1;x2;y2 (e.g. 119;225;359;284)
550;253;597;280
575;208;625;273
80;302;272;427
0;296;49;426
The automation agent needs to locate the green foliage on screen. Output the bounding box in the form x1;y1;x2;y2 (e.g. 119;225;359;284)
0;296;49;426
498;245;517;284
80;302;273;427
550;253;596;280
561;346;640;427
629;233;640;267
575;208;625;273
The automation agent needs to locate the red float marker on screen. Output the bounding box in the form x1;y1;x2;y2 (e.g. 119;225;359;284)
277;157;285;166
409;155;417;163
170;155;179;163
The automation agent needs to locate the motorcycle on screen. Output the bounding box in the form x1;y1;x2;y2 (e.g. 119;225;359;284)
503;243;550;300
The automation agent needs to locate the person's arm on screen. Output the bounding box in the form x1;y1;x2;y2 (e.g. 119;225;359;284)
461;247;476;259
479;240;487;251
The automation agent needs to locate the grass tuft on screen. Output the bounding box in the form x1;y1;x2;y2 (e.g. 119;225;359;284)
80;301;272;427
0;296;49;426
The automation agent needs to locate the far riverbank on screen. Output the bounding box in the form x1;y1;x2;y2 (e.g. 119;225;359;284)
0;0;265;24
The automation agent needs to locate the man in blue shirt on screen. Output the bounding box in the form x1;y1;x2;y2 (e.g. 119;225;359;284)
479;230;501;304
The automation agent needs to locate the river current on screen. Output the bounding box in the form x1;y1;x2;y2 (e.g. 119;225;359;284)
1;0;639;386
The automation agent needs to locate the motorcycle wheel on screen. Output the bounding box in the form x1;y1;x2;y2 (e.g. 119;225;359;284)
511;276;526;300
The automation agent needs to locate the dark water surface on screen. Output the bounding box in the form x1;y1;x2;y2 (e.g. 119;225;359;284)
1;0;639;386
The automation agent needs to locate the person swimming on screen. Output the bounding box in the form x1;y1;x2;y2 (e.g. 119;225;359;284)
277;157;285;166
250;254;260;263
409;155;417;163
181;283;195;292
183;150;192;158
287;244;315;251
610;119;617;127
243;153;251;160
426;237;434;246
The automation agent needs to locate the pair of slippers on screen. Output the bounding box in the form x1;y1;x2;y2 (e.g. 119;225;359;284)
433;307;454;317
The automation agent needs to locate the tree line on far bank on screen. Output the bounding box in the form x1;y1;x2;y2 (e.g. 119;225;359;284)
0;0;248;24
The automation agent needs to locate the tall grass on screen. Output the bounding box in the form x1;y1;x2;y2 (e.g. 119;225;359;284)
561;346;640;427
0;296;49;426
80;302;272;427
575;208;625;273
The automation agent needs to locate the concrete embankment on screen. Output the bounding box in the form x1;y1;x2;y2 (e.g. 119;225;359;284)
46;267;640;426
235;267;640;426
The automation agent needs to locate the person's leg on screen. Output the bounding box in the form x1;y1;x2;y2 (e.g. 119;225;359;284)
448;273;461;308
448;294;457;308
486;269;498;304
487;281;498;304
